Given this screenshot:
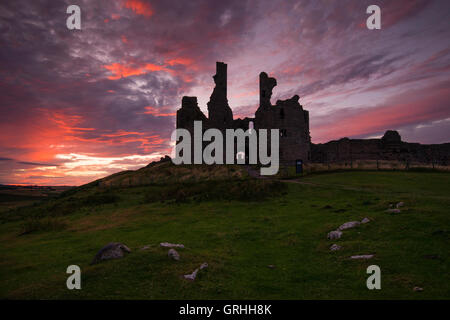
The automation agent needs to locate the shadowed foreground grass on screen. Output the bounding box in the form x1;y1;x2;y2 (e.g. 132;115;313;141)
0;171;449;299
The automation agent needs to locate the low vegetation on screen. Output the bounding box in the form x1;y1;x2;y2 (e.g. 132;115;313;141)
0;166;449;299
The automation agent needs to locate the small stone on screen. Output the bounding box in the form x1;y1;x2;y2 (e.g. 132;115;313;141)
338;221;360;231
396;202;404;208
330;244;342;251
361;217;370;224
350;254;374;260
140;245;150;250
413;286;423;292
168;248;180;261
160;242;185;249
184;269;198;281
267;265;275;269
327;230;343;240
386;208;401;214
184;262;208;281
90;242;131;265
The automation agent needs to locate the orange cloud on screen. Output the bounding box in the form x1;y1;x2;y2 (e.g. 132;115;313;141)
123;0;154;17
104;63;149;80
144;63;166;72
142;106;176;117
103;58;195;81
0;109;93;164
166;57;193;66
101;130;146;138
46;111;95;135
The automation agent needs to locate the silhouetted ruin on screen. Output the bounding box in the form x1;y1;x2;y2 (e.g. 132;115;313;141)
311;131;450;166
176;62;450;166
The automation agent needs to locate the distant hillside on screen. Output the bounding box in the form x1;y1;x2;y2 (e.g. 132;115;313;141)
78;156;249;190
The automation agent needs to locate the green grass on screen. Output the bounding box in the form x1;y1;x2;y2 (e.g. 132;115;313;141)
0;171;449;299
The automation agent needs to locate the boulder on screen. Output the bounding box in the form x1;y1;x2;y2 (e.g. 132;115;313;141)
386;208;401;214
327;230;343;240
413;286;423;292
91;242;131;265
168;248;180;261
338;221;360;231
361;217;370;224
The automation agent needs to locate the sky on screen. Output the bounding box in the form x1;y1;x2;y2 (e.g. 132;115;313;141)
0;0;449;186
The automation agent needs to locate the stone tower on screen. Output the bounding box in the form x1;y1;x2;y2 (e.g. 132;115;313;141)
207;62;233;129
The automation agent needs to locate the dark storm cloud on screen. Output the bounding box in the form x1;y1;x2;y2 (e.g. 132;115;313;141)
17;161;58;166
0;0;260;155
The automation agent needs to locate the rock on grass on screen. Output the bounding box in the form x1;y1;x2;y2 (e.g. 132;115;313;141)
184;263;208;281
327;230;342;240
361;217;370;224
330;244;342;251
160;242;185;249
91;242;131;265
338;221;360;231
168;248;180;261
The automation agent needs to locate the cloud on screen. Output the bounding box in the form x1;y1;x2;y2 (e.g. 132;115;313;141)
123;0;154;17
312;80;450;143
17;161;59;167
142;106;176;117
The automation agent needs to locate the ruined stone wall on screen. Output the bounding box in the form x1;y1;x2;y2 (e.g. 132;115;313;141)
176;96;208;163
255;73;311;165
311;131;450;165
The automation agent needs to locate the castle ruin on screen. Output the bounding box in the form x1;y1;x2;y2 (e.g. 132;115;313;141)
176;62;450;167
176;62;311;165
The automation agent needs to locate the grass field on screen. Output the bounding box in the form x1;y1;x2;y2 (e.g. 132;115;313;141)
0;169;449;299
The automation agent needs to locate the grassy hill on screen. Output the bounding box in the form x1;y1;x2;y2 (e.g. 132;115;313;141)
0;163;449;299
